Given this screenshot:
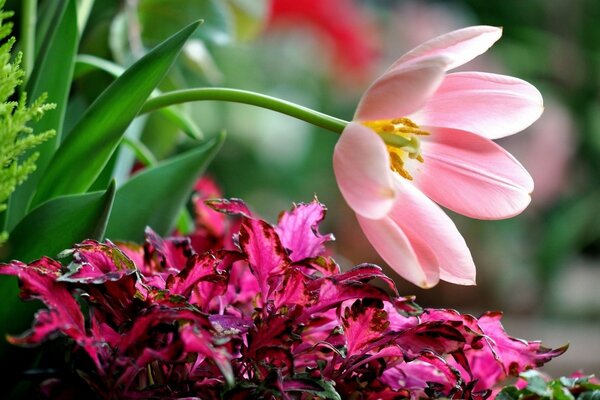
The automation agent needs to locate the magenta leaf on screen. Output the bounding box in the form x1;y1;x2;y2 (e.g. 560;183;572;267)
180;325;234;386
276;200;334;262
144;227;195;273
396;321;467;360
342;298;390;355
248;312;301;355
191;177;227;236
271;267;311;309
58;240;136;284
303;264;403;319
296;256;340;277
209;314;253;336
238;216;289;299
206;198;251;216
470;311;568;388
0;259;100;366
0;257;62;300
381;353;461;397
166;250;240;301
85;274;140;327
118;306;211;353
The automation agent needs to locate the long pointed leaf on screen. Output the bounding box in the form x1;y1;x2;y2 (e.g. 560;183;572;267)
31;20;201;208
74;54;203;140
5;0;78;231
34;0;65;57
106;133;224;242
6;181;116;263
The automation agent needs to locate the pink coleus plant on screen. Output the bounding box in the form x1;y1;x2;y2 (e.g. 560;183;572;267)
1;183;564;399
333;26;542;288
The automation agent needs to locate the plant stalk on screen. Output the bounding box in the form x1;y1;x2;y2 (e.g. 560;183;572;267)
140;88;349;134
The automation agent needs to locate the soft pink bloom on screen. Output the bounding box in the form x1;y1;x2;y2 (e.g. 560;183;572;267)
500;99;575;208
334;26;542;288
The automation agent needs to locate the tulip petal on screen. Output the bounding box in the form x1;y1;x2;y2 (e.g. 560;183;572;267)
412;72;544;139
389;26;502;72
390;179;476;285
333;122;396;219
354;56;447;122
414;127;534;219
356;214;440;288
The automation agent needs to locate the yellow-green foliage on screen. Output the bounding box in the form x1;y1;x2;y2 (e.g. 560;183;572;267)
0;2;55;213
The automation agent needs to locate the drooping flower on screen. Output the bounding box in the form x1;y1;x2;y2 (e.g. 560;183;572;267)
333;26;542;288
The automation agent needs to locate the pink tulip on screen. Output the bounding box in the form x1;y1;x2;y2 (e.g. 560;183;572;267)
333;26;542;288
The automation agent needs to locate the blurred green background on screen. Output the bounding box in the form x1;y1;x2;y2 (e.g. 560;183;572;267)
8;0;600;376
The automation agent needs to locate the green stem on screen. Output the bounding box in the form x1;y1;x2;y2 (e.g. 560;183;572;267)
140;88;349;134
21;0;36;81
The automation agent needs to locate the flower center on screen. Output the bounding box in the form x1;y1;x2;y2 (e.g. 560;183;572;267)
362;117;429;180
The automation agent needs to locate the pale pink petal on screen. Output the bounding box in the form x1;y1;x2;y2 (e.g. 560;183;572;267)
390;179;476;285
413;127;534;220
412;72;543;139
356;214;440;288
389;26;502;72
354;56;447;122
333;122;396;219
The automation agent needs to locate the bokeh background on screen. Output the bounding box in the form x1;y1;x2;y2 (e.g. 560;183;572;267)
11;0;600;376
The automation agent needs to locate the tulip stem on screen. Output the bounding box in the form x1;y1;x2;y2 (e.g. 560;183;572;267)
140;88;349;134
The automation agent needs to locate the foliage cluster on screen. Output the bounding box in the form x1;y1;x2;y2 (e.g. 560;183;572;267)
1;181;566;399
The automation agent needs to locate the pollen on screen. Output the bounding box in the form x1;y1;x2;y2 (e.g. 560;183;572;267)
389;150;413;180
362;117;428;180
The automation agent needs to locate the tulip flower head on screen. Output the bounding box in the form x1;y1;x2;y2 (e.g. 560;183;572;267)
334;26;542;288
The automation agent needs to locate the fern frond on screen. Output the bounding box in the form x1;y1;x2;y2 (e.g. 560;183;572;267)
0;0;56;241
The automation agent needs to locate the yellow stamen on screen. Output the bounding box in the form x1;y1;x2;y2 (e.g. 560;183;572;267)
362;117;428;180
382;124;395;132
390;150;413;180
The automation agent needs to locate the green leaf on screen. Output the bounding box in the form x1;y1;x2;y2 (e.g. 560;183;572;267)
523;370;551;396
138;0;233;45
5;0;78;231
74;54;203;139
26;0;76;141
5;181;116;263
74;54;125;78
282;375;341;400
34;0;65;57
31;20;201;208
122;136;158;167
159;103;203;140
105;133;224;242
495;387;520;400
549;381;576;400
581;392;600;400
